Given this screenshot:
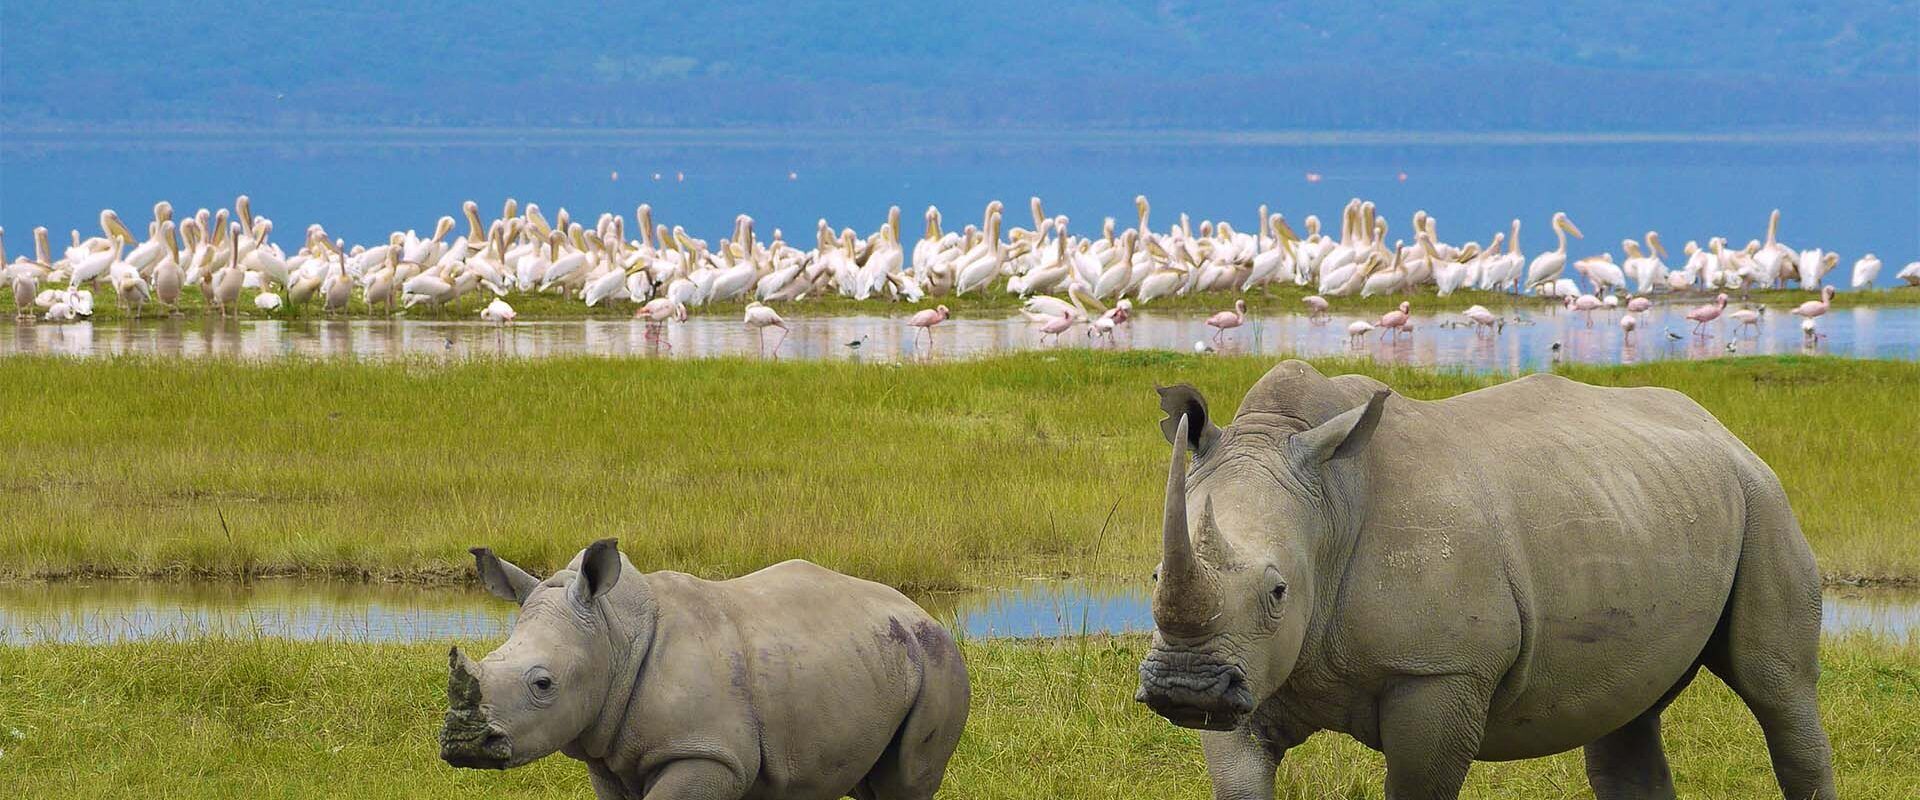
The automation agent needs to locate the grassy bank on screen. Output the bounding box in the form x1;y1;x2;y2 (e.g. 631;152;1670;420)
1;635;1912;797
1;353;1915;586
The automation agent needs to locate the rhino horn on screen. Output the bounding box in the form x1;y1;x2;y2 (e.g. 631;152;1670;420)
1162;414;1194;579
448;646;484;710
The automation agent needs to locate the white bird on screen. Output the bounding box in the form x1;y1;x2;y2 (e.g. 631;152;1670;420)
1525;212;1582;290
1851;254;1883;289
1897;261;1920;287
480;298;516;323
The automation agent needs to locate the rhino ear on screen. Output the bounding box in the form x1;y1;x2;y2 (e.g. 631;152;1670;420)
1156;384;1222;458
1290;390;1389;467
471;547;539;605
569;538;623;608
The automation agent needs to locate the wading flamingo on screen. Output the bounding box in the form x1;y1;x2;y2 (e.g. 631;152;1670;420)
1378;301;1412;338
1205;299;1247;343
1685;293;1729;337
1792;286;1836;320
907;304;949;348
743;301;789;355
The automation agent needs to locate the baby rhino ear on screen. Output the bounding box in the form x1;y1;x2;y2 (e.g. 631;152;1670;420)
471;547;539;605
1156;384;1222;459
569;538;624;608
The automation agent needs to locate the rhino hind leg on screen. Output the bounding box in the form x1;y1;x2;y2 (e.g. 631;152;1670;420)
1582;707;1679;799
1699;475;1836;800
1583;662;1699;799
853;674;968;799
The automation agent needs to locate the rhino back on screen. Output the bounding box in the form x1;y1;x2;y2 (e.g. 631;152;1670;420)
638;561;959;797
1334;374;1756;759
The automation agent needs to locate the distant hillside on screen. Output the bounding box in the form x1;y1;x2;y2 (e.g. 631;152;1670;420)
3;1;1915;132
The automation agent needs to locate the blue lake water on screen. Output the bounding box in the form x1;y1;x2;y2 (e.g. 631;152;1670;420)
4;135;1916;283
0;579;1910;645
7;302;1916;370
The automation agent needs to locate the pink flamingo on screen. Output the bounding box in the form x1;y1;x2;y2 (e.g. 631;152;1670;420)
1038;311;1077;344
1626;295;1652;314
907;304;950;348
1791;285;1836;320
1620;312;1638;341
636;297;688;348
1463;305;1499;336
1377;301;1412;339
1347;320;1374;346
1684;293;1729;337
1568;293;1603;327
1301;295;1329;319
1728;306;1764;336
1205;299;1247;343
743;301;789;355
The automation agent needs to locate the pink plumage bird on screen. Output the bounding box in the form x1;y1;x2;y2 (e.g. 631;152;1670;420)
1377;301;1412;338
1205;299;1247;343
1792;285;1836;320
1626;295;1652;314
1685;293;1729;337
743;301;788;355
1568;293;1602;327
1301;295;1329;318
907;304;950;348
1037;311;1077;343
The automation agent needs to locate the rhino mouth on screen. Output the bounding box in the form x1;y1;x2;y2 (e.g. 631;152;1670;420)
1135;648;1256;732
439;709;514;770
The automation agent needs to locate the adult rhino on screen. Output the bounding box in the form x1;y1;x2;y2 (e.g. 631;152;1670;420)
440;539;969;800
1136;361;1834;800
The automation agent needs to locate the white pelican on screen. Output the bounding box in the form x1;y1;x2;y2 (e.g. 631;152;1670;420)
1755;210;1798;287
1524;212;1582;290
1850;254;1883;289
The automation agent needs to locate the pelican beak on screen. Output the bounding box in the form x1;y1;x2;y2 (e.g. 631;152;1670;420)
1561;218;1584;239
1273;215;1299;245
105;213;138;244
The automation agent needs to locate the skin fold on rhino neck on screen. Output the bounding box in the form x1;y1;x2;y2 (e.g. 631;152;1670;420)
566;579;658;762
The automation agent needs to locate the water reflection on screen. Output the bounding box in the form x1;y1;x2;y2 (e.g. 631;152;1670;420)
6;302;1916;370
1;579;1909;645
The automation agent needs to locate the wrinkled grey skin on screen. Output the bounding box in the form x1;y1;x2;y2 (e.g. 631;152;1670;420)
441;539;969;800
1137;360;1834;800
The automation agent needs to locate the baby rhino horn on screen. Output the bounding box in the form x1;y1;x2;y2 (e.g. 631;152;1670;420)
448;646;483;709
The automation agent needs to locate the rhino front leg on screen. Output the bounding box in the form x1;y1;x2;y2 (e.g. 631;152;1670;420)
1376;676;1490;800
640;759;747;800
590;762;635;800
1200;728;1276;800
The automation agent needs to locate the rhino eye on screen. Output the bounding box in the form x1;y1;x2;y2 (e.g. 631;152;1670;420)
526;667;556;699
1271;582;1288;600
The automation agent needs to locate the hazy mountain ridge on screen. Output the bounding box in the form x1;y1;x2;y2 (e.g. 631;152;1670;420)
3;1;1914;132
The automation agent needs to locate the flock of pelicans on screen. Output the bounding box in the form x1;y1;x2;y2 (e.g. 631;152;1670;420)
3;196;1916;353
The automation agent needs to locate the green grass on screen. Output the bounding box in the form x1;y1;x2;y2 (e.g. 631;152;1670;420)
1;353;1915;587
1;635;1912;798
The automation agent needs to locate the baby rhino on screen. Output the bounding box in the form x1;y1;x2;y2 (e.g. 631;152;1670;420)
440;539;969;800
